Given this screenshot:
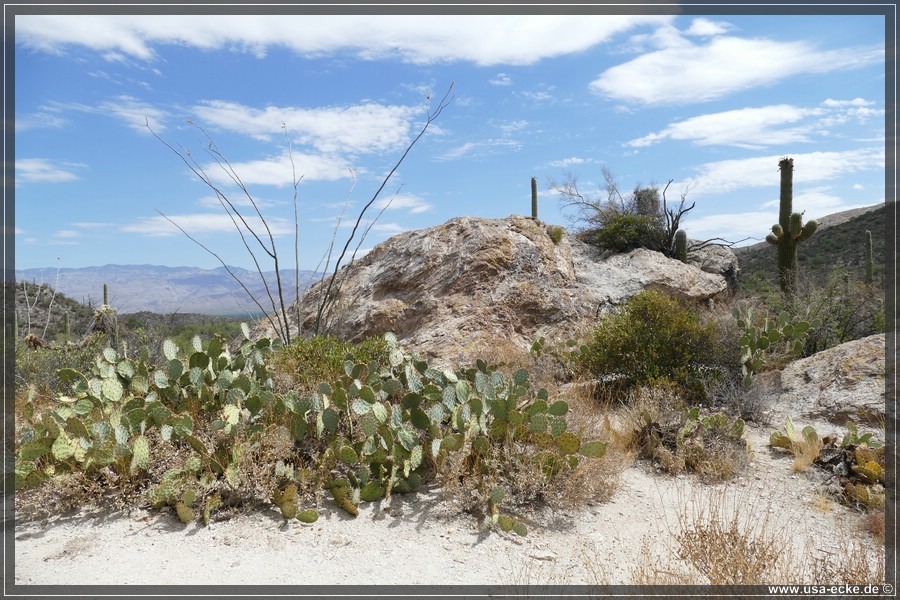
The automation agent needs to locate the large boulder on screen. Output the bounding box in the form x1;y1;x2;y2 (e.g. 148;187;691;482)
686;241;740;291
763;333;886;428
267;215;733;365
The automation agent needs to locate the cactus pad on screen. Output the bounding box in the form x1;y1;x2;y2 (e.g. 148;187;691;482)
297;509;319;524
175;501;194;524
556;431;581;455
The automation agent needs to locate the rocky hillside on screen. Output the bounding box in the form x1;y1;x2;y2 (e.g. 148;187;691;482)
735;203;885;287
12;280;95;343
257;214;738;365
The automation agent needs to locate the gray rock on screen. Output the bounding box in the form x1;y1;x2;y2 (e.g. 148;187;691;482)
766;333;885;428
686;241;740;291
258;215;733;366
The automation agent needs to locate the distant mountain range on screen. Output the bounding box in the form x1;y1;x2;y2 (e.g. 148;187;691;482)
14;264;321;316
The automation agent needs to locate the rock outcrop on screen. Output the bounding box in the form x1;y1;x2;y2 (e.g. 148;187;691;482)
269;215;735;366
762;333;886;428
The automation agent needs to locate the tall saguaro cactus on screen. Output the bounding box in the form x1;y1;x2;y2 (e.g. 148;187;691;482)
765;157;818;295
531;176;538;219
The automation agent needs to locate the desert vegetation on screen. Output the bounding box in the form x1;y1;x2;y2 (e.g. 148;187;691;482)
12;157;887;586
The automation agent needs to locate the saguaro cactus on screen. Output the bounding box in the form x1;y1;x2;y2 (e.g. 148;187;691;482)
864;229;873;284
675;229;688;263
531;176;538;219
103;283;109;306
765;157;818;295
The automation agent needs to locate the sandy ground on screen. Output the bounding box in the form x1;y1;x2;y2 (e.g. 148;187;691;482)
12;423;884;589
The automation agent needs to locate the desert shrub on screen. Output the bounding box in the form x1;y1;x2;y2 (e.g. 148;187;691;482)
755;268;884;356
572;290;729;404
588;212;665;254
15;334;107;401
546;224;565;245
636;402;749;482
270;334;390;392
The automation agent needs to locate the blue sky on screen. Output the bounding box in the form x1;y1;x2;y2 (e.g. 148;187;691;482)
12;10;889;272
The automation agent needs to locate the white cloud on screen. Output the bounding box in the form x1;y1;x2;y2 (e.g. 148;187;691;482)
495;120;529;135
627;105;821;149
683;210;778;244
202;150;354;186
16;109;67;131
338;220;407;235
72;222;109;228
627;99;884;149
675;148;884;198
122;212;295;237
548;157;593;168
43;96;169;132
374;193;433;214
15;158;85;184
591;31;883;105
684;18;734;37
490;73;513;86
437;139;522;161
520;87;556;103
100;95;170;132
17;15;671;66
193;100;420;155
53;230;81;239
686;190;873;245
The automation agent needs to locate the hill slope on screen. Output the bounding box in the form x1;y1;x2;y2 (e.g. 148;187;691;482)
734;204;886;288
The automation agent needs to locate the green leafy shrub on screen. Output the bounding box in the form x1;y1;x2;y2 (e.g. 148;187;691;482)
572;290;728;404
15;334;108;400
546;224;565;245
589;212;665;254
271;334;389;391
307;333;607;534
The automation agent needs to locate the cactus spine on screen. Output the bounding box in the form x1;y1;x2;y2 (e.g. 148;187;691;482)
531;176;538;219
675;229;688;263
865;229;873;284
764;158;818;295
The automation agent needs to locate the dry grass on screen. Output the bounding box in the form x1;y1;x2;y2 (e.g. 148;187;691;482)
790;435;825;471
673;491;785;585
810;533;886;585
573;483;887;586
555;377;635;505
862;509;885;544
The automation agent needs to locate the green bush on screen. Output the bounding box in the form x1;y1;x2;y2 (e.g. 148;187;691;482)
590;212;665;254
546;224;565;245
573;290;727;404
271;334;390;391
15;334;107;399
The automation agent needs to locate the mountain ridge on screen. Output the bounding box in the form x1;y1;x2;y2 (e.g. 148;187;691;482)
15;264;320;316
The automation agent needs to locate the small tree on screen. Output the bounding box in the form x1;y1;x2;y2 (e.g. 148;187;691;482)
551;168;735;258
